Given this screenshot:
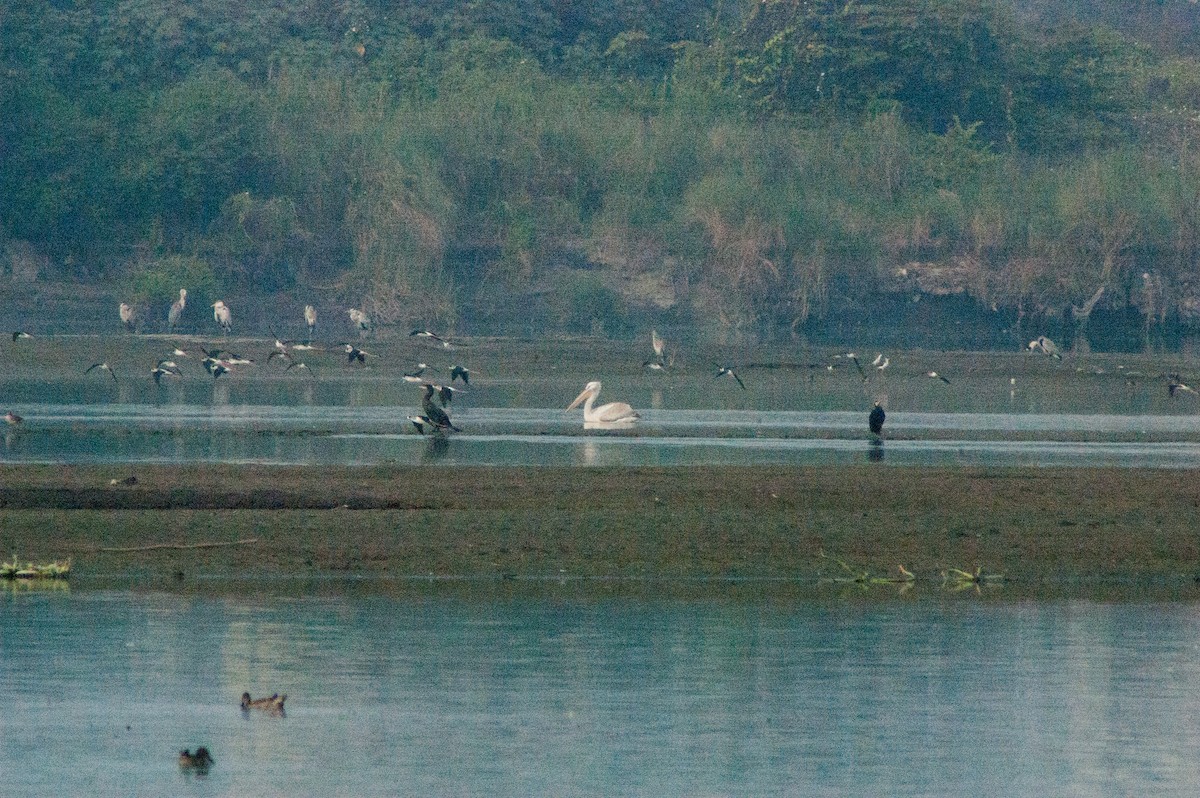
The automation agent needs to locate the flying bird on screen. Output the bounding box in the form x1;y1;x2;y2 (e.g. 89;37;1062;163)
411;329;451;348
119;303;137;332
1168;376;1197;397
85;362;119;385
212;300;232;334
11;331;30;342
566;381;639;424
715;365;746;390
152;362;182;385
168;289;187;331
844;353;866;380
450;365;470;385
343;344;371;365
202;357;230;380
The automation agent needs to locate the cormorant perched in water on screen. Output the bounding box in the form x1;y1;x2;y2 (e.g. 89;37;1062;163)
869;402;886;435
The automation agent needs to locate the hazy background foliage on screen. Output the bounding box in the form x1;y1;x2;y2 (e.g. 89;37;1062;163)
4;0;1200;344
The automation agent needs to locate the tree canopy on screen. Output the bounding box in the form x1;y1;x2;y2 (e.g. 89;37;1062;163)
3;0;1200;339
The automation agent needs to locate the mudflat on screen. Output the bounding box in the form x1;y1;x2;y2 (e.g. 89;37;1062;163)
2;463;1198;588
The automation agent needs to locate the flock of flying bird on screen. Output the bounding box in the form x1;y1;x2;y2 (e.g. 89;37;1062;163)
4;293;476;433
5;294;1199;439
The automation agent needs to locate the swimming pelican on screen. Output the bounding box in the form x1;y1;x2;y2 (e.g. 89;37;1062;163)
11;331;30;341
869;401;886;435
304;305;316;339
566;381;639;424
119;303;136;332
212;300;232;334
168;289;187;331
642;360;666;371
4;411;23;425
85;362;119;385
715;366;746;390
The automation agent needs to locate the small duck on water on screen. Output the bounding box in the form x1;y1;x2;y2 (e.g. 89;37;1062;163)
179;747;214;771
241;691;287;714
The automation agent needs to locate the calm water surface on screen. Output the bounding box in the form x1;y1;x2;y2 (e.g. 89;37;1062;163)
3;586;1200;797
2;339;1200;468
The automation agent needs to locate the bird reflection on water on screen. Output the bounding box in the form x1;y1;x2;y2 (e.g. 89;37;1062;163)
867;439;884;462
422;435;450;462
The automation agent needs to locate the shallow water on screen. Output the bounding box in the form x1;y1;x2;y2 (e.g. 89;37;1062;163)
4;587;1200;797
3;336;1200;468
3;403;1200;468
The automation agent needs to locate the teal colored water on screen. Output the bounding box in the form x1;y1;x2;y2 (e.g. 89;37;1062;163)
3;587;1200;796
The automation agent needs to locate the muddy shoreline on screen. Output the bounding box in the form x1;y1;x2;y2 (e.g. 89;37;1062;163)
2;463;1198;592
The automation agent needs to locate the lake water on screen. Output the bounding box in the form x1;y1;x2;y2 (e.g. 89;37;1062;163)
2;337;1200;468
3;402;1200;469
4;585;1200;797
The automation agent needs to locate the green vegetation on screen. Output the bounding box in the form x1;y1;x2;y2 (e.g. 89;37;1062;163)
3;1;1200;340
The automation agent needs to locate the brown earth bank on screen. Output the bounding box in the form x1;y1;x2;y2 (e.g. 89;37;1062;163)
2;463;1200;593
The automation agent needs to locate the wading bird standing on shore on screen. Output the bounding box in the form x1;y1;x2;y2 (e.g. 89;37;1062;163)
304;304;317;340
212;301;232;334
348;308;371;337
420;383;461;433
168;289;187;331
119;303;136;333
566;381;639;425
869;401;886;435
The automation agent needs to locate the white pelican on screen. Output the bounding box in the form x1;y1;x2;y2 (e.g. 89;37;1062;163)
168;289;187;331
212;300;232;334
119;302;136;332
566;381;639;424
